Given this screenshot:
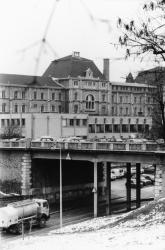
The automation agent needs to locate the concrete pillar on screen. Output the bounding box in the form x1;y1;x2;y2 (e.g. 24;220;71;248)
126;163;131;211
93;161;98;218
136;163;141;208
154;164;163;199
21;153;32;196
106;162;111;215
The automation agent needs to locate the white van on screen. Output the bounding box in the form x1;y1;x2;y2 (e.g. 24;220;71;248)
111;168;125;179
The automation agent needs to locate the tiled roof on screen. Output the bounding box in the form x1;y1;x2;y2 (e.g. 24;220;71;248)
43;55;105;80
0;74;62;88
135;67;165;85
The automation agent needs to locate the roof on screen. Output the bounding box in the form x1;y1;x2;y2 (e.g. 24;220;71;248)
111;81;154;88
135;67;165;85
0;74;63;88
43;54;106;80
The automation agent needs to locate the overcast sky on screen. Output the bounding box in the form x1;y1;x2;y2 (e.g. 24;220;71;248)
0;0;161;81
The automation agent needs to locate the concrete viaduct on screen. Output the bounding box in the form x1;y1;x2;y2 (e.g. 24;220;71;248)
1;139;165;217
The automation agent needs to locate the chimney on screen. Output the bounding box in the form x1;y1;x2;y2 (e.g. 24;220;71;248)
72;51;80;58
103;58;109;81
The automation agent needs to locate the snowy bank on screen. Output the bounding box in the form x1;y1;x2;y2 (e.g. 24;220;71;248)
1;198;165;250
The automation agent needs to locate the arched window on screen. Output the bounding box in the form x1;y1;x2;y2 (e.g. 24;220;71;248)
86;95;95;110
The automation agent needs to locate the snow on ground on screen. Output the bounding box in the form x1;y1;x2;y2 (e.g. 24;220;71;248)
2;198;165;250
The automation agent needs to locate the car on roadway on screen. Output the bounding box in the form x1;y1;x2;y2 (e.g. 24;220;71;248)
131;175;152;186
125;179;144;188
110;172;117;181
40;136;54;142
142;174;155;185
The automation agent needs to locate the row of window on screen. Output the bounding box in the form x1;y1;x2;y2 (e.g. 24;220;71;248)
1;103;62;113
89;124;149;133
112;85;155;92
92;118;147;124
112;106;152;116
62;119;87;127
112;95;154;104
1;90;62;101
73;81;107;88
1;118;25;127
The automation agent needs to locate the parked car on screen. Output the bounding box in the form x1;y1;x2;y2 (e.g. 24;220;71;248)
111;168;125;179
131;175;152;186
110;172;116;181
142;174;155;185
125;179;144;188
40;136;54;142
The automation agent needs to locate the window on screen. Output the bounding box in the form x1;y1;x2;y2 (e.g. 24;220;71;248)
120;107;123;116
96;124;104;133
22;119;25;127
22;91;25;99
139;96;142;103
134;96;137;103
122;124;129;133
105;124;112;133
82;119;87;126
1;119;5;127
2;90;5;99
74;105;78;113
112;106;114;116
101;105;106;115
59;93;61;100
69;119;74;126
51;105;55;112
134;107;137;116
33;104;37;108
34;91;37;100
41;92;44;100
41;105;44;112
52;92;55;100
89;124;95;133
126;107;128;116
2;103;6;113
74;81;78;86
114;124;120;133
74;92;78;101
86;94;95;110
14;104;18;113
22;104;25;113
14;91;18;99
102;82;106;87
59;105;62;113
120;96;122;103
76;119;80;126
102;94;105;102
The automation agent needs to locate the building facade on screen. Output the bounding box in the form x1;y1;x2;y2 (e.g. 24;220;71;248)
0;52;155;139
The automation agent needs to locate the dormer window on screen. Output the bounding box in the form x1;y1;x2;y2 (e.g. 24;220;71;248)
86;68;93;78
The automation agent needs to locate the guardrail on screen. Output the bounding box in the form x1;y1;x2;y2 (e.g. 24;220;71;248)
0;139;165;152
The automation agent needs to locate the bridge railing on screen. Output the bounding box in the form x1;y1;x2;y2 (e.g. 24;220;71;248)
0;139;164;152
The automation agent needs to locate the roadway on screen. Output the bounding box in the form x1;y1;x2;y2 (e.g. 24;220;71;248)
0;177;154;244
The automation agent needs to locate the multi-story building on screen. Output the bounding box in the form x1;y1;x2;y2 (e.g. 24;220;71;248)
0;52;154;139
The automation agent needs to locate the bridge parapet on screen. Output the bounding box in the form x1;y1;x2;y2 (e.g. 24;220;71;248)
0;139;165;152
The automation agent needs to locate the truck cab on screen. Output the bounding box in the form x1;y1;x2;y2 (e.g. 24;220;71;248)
33;199;50;219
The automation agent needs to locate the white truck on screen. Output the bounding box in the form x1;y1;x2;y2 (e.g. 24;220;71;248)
0;198;50;234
